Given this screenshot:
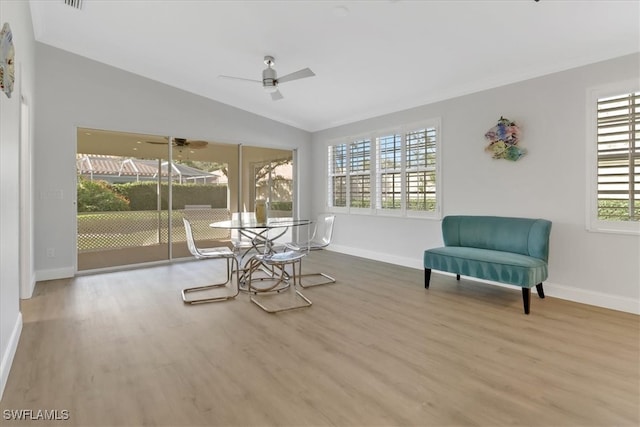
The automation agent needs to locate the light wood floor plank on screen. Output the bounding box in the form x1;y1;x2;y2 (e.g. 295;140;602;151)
1;250;638;426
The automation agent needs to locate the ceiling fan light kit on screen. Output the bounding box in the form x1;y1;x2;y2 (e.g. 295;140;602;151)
220;55;315;101
262;56;278;92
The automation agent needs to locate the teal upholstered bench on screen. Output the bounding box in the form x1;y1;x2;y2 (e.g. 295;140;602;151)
424;215;552;314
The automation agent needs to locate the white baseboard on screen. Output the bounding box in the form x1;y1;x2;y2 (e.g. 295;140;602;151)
35;267;74;282
328;244;422;270
0;312;23;401
327;245;640;315
20;271;36;300
543;282;639;315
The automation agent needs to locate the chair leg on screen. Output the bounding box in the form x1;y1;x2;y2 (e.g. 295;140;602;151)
424;268;431;288
536;283;545;298
250;259;312;313
293;260;336;289
182;257;240;304
522;287;531;315
298;272;336;288
288;250;336;288
456;274;460;280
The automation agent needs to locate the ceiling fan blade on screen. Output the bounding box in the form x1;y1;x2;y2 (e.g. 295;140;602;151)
146;138;208;149
218;75;261;84
271;90;284;101
277;68;315;84
186;140;208;149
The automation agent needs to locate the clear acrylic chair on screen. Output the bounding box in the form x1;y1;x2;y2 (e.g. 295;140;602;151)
284;213;336;288
247;223;312;313
181;218;240;304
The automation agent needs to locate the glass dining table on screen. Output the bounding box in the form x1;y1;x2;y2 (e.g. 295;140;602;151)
210;216;312;289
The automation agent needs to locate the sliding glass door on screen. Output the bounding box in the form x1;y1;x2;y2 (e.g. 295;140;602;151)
238;146;294;245
76;129;235;270
77;129;171;270
76;129;294;272
239;146;294;218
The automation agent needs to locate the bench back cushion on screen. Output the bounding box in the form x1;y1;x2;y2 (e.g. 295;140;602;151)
442;216;552;261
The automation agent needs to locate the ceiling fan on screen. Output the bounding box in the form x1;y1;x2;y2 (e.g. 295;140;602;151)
145;137;208;150
219;55;315;101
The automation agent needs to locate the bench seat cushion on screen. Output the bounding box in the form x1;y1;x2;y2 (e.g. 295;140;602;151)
424;246;548;288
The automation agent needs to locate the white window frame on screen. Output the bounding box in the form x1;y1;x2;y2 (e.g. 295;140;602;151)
586;79;640;235
326;119;441;219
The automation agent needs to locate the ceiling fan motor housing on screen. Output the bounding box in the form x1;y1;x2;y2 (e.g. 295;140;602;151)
173;138;188;147
262;63;278;92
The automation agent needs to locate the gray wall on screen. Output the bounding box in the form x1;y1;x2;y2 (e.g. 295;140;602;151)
0;0;36;400
34;44;312;280
311;53;640;313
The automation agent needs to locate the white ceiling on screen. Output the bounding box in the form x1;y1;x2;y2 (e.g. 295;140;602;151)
29;0;640;132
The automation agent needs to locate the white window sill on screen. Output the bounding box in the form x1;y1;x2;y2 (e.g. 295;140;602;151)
587;221;640;236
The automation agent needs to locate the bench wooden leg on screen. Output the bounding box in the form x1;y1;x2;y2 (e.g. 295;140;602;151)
522;288;531;314
424;269;431;288
536;283;545;298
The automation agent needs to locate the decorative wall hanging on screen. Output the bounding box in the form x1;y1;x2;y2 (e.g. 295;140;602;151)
484;116;526;161
0;22;15;99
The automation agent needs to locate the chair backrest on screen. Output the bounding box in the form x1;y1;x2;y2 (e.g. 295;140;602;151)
183;218;204;259
442;215;552;261
182;208;231;240
310;214;335;249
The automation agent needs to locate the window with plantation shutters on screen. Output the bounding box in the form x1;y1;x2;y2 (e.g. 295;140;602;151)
596;92;639;222
327;119;440;218
375;127;438;213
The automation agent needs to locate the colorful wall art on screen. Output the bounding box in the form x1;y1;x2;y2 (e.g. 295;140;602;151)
484;116;526;161
0;22;15;98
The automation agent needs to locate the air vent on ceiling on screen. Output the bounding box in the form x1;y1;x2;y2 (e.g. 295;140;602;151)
64;0;82;9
